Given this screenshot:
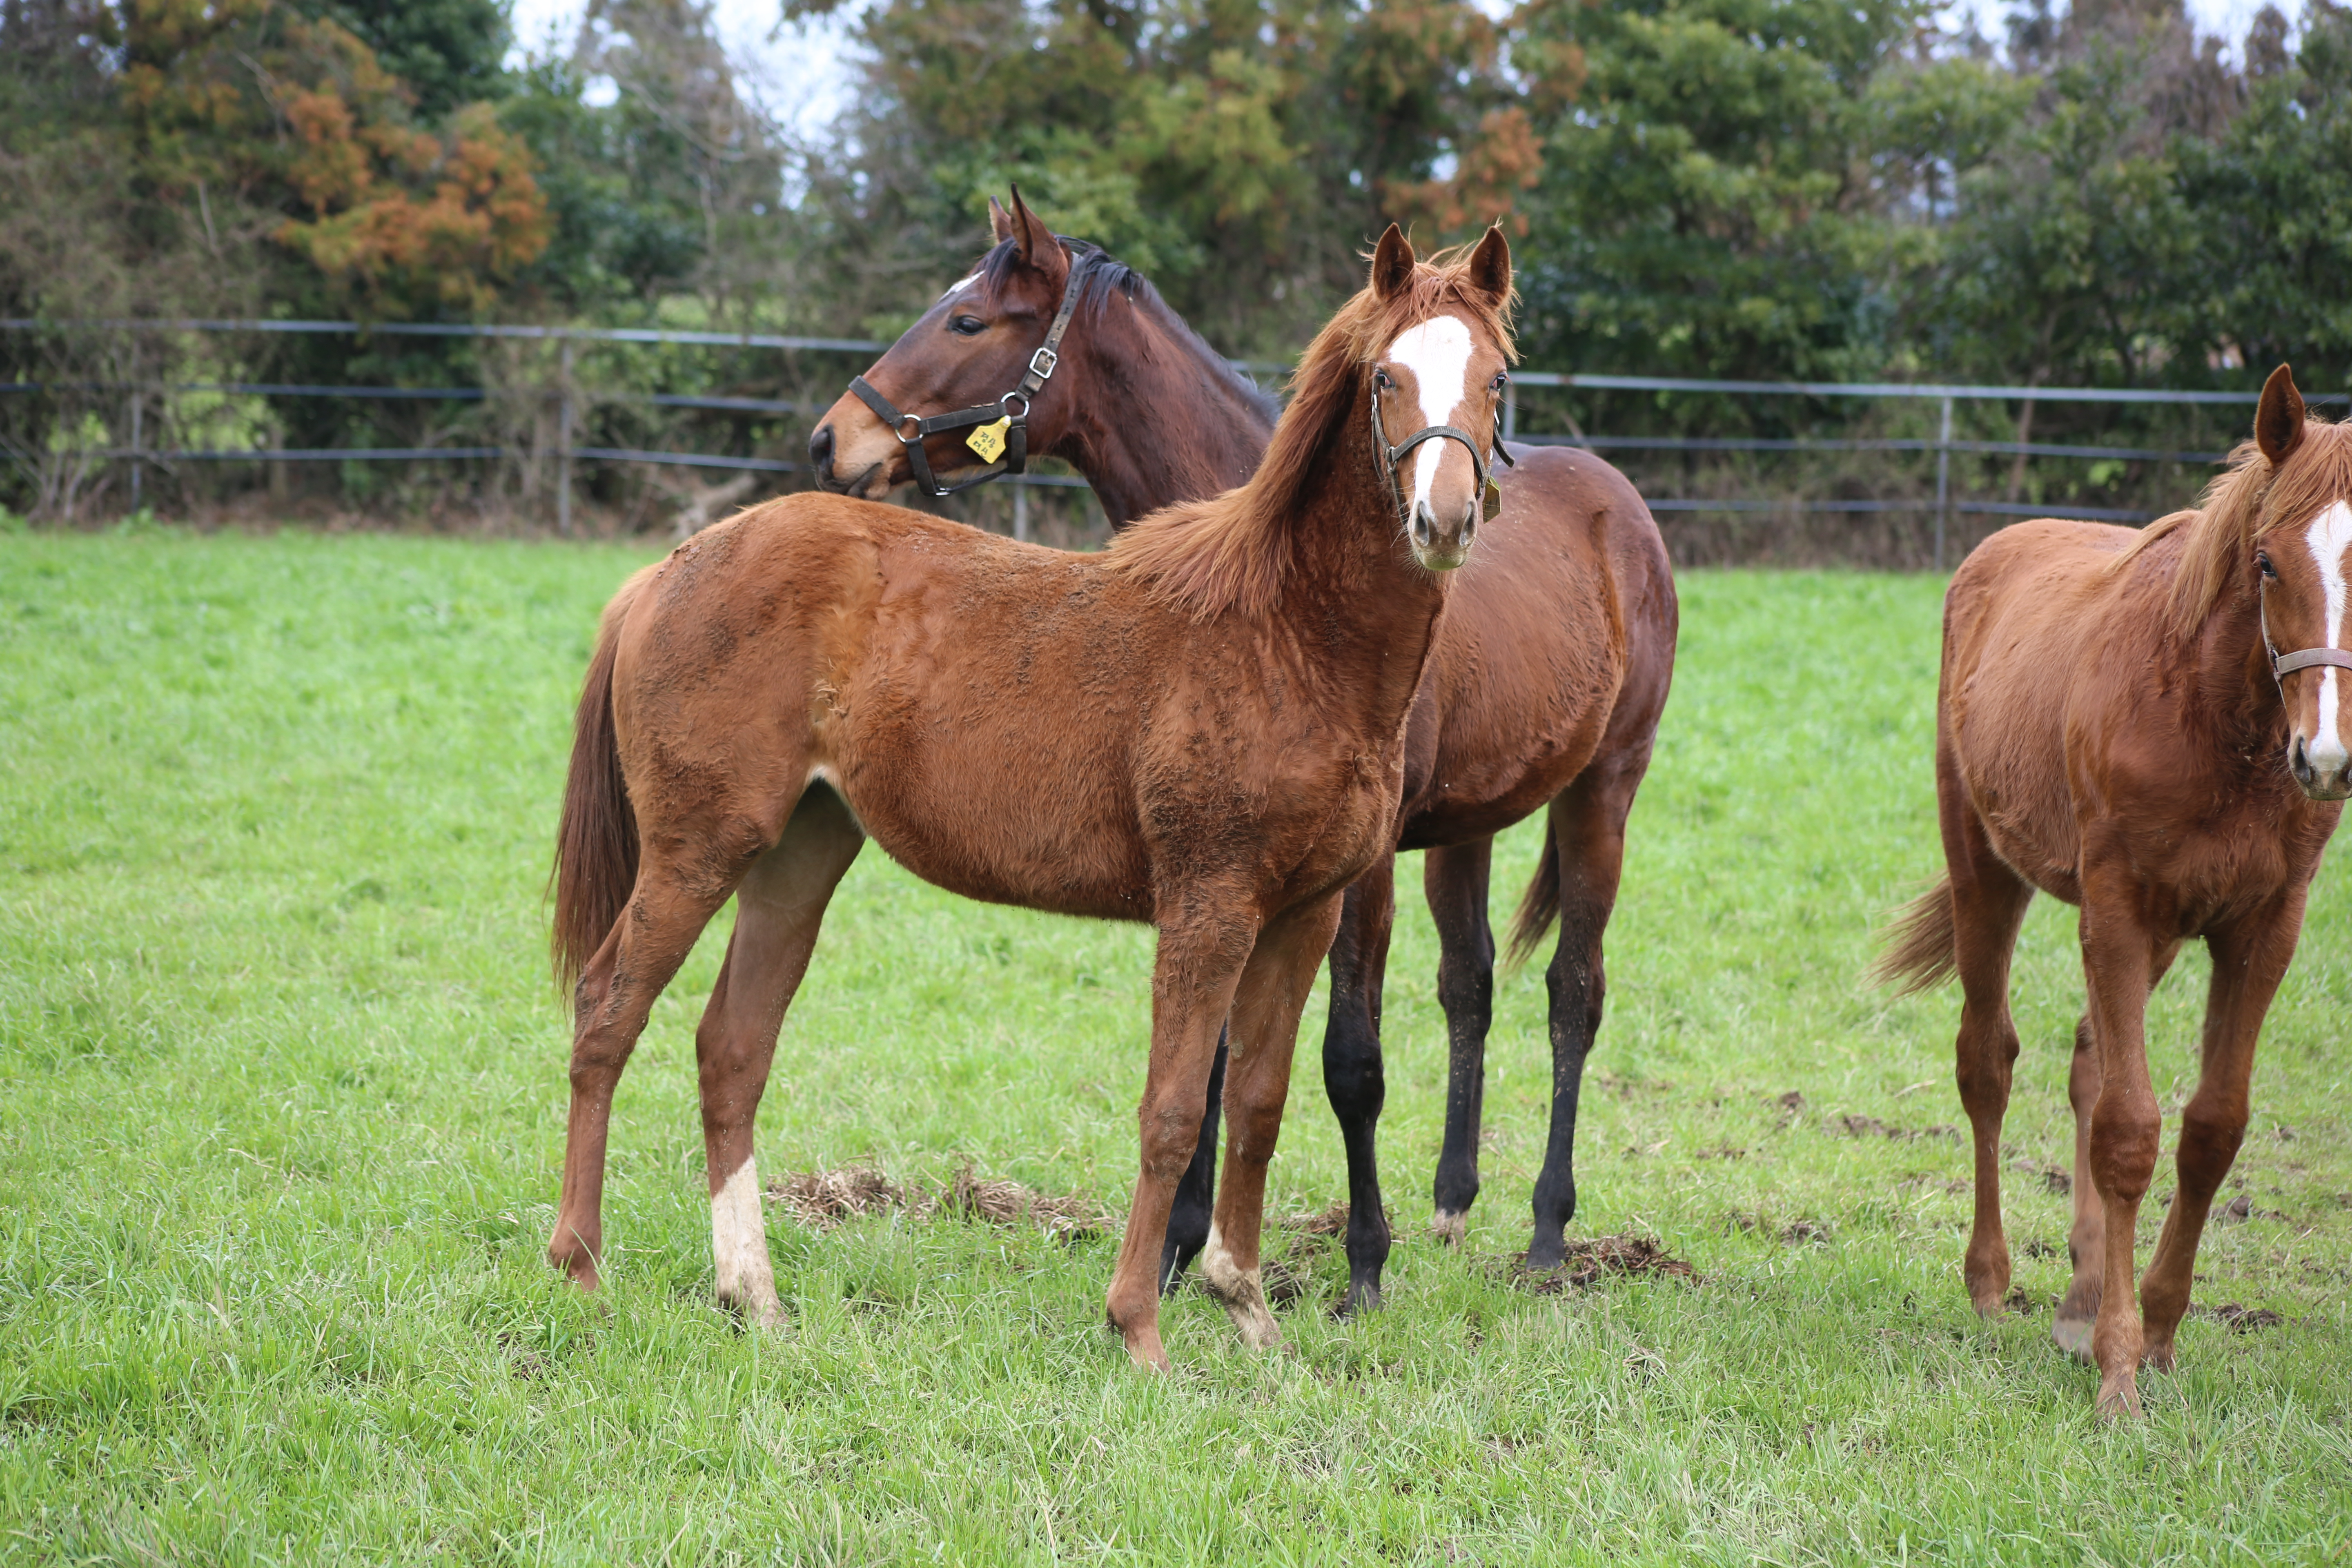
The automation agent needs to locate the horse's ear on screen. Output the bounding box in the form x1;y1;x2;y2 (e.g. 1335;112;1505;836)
989;195;1017;246
1371;224;1415;302
1466;225;1512;311
2258;363;2306;465
1004;185;1069;291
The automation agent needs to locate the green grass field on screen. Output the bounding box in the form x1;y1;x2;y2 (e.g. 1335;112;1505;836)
2;528;2348;1564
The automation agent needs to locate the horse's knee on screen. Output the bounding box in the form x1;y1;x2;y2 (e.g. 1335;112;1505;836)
1138;1094;1210;1180
2089;1101;2161;1200
2175;1102;2247;1181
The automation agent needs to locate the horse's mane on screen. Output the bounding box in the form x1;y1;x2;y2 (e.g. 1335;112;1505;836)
2119;414;2352;641
1103;245;1517;620
976;236;1281;427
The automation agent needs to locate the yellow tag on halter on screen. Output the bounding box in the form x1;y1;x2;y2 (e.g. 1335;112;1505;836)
966;417;1010;463
1483;477;1503;524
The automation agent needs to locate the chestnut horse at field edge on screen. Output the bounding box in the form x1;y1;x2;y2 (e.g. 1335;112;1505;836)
810;191;1677;1309
548;226;1514;1369
1879;365;2350;1418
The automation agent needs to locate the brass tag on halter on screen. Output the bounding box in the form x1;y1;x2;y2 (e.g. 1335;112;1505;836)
966;417;1010;463
1483;477;1502;524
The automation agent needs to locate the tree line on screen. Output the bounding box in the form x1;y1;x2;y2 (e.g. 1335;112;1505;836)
4;0;2349;546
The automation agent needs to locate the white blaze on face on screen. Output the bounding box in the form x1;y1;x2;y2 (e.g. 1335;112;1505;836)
939;272;982;303
2305;500;2352;771
710;1154;770;1298
1383;315;1477;514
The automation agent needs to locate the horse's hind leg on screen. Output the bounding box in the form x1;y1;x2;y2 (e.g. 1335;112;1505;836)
2137;901;2297;1371
1527;759;1645;1274
1944;794;2034;1318
1427;839;1494;1247
1200;892;1348;1349
1320;855;1396;1313
550;858;741;1293
695;784;865;1327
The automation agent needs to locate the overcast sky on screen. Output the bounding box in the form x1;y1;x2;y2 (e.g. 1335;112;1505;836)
505;0;2285;146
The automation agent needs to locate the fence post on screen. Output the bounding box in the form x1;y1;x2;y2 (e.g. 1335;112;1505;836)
557;337;574;537
1013;479;1029;543
127;377;142;515
1503;379;1517;443
1934;394;1953;573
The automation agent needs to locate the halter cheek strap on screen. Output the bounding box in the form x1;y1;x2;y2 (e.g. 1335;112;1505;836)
1370;379;1513;531
2259;591;2352;681
846;251;1088;498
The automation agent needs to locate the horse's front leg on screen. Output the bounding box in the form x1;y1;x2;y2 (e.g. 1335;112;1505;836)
1202;892;1349;1347
1105;907;1256;1371
1321;858;1396;1312
1427;838;1494;1246
1158;1027;1225;1294
2074;844;2165;1419
2137;898;2301;1370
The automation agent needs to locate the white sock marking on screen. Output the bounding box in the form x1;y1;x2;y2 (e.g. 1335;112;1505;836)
710;1156;769;1297
1383;316;1476;512
2305;501;2352;769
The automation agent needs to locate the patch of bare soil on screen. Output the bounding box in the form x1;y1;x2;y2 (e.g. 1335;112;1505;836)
1512;1234;1701;1292
2202;1303;2287;1333
1836;1114;1959;1143
767;1162;1118;1242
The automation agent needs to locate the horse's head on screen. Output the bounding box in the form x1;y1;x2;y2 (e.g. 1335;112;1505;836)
809;190;1075;500
1357;223;1515;570
2247;365;2352;800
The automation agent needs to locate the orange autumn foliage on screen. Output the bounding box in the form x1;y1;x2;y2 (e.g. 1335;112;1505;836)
118;0;550;318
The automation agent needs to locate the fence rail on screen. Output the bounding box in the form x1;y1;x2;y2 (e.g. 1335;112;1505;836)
2;316;2309;563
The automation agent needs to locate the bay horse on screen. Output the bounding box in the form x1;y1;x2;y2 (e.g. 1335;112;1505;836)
547;227;1516;1370
1878;365;2349;1417
809;191;1678;1310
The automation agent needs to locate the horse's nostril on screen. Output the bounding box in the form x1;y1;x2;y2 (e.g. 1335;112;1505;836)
808;424;835;475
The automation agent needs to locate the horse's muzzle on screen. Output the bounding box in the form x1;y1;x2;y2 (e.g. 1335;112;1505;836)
2290;734;2352;800
1410;498;1476;571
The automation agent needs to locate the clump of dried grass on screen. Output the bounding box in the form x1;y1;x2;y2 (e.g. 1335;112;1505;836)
766;1161;1118;1243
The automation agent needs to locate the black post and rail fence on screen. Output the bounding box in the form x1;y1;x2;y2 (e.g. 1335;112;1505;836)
2;317;2312;567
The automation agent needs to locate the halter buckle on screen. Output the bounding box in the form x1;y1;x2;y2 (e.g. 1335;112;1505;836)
1028;346;1059;381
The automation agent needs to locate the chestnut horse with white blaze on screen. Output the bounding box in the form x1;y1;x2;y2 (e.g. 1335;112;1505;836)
1879;365;2349;1417
810;190;1677;1310
546;227;1514;1368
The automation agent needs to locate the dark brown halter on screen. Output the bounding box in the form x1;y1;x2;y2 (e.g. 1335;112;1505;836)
846;251;1091;498
1370;376;1512;530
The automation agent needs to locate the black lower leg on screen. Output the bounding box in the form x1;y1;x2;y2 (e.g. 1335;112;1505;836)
1427;843;1496;1237
1526;912;1601;1271
1324;987;1390;1313
1159;1027;1225;1293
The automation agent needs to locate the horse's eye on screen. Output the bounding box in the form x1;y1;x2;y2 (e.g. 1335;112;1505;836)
949;315;986;336
1491;373;1509;392
2258;551;2278;579
1375;370;1394;390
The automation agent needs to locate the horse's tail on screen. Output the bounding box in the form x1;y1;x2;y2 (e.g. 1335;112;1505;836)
1872;877;1958;994
549;569;653;991
1503;840;1561;971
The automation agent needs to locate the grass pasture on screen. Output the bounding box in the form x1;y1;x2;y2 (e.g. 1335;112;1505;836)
2;528;2350;1564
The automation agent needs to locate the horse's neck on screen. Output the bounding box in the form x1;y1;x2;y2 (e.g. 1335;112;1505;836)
1278;412;1450;719
2189;561;2284;743
1054;302;1273;526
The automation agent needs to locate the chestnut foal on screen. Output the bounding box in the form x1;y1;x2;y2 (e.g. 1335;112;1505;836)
548;228;1515;1368
811;191;1677;1309
1880;366;2349;1417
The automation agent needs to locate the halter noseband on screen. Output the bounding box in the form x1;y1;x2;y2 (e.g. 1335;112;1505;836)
847;250;1090;498
2259;585;2352;684
1370;376;1512;533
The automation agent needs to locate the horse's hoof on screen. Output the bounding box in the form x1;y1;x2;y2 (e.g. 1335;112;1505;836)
1430;1211;1467;1247
2140;1338;2177;1373
1334;1278;1383;1319
2051;1315;2096;1362
1119;1325;1171;1372
2094;1370;2143;1421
